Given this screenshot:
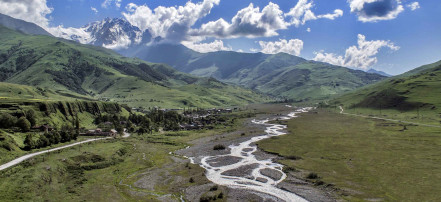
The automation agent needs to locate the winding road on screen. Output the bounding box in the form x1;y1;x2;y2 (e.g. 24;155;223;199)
192;107;312;202
0;131;131;171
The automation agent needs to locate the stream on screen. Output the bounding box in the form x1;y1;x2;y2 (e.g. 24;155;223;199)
192;107;312;202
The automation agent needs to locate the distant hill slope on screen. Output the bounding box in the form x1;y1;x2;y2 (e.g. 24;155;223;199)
331;60;441;111
0;82;90;101
0;13;52;36
120;43;386;101
367;69;391;77
0;26;268;108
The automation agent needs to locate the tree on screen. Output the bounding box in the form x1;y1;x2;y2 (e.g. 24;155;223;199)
75;114;80;139
38;134;50;148
137;127;147;135
60;124;73;142
0;113;17;128
24;134;35;150
16;117;31;132
116;126;124;135
52;131;61;144
25;109;37;127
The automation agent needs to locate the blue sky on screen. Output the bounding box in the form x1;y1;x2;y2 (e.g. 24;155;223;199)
1;0;440;75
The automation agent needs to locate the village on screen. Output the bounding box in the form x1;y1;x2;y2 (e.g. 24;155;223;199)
77;107;239;137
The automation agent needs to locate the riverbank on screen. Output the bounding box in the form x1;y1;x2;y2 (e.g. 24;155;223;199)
257;109;441;201
176;107;335;202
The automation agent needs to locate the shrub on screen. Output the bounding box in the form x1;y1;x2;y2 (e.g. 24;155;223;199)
24;109;37;127
0;113;17;128
282;166;297;173
213;144;226;150
307;172;319;179
189;177;195;183
286;155;302;160
24;134;35;150
199;196;211;202
16;117;31;132
218;192;224;199
209;185;218;191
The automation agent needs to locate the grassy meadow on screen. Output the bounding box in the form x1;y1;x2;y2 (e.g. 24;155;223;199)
257;109;441;201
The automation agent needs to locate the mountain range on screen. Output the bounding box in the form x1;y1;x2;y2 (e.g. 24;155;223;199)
0;24;268;108
118;42;386;101
0;14;391;107
56;18;386;101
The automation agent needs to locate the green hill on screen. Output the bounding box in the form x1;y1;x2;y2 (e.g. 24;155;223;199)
330;60;441;124
0;13;52;36
0;25;268;108
121;44;386;101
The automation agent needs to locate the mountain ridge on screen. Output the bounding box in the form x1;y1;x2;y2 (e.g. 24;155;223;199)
0;15;387;102
118;42;386;101
331;59;441;111
0;13;52;36
0;25;268;108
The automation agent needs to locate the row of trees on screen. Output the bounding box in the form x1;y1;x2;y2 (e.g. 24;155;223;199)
23;124;78;150
94;109;192;135
0;110;36;132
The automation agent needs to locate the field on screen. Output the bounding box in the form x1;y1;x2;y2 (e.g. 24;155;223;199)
257;109;441;201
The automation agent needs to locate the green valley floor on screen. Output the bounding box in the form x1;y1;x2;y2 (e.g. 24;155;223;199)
257;109;441;201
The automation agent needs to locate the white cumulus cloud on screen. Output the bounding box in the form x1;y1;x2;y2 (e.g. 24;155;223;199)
407;2;420;11
189;0;342;41
91;7;98;14
348;0;404;22
102;0;122;8
0;0;53;29
122;0;220;42
313;34;399;69
182;40;232;53
189;2;288;39
285;0;343;27
258;39;304;56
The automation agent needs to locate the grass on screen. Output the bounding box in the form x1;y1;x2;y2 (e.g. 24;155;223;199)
0;135;203;201
0;130;93;165
0;111;251;201
257;109;441;201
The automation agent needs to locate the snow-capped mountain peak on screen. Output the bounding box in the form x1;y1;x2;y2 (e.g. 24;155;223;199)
56;17;151;50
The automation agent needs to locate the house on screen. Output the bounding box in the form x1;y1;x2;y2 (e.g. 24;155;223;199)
179;123;203;130
32;124;54;133
110;129;118;136
82;128;117;137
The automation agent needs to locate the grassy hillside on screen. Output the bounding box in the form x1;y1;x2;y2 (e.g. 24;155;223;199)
0;82;92;101
330;60;441;125
0;82;126;129
0;13;52;36
0;26;268;108
0;82;129;165
244;61;384;101
121;43;385;101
